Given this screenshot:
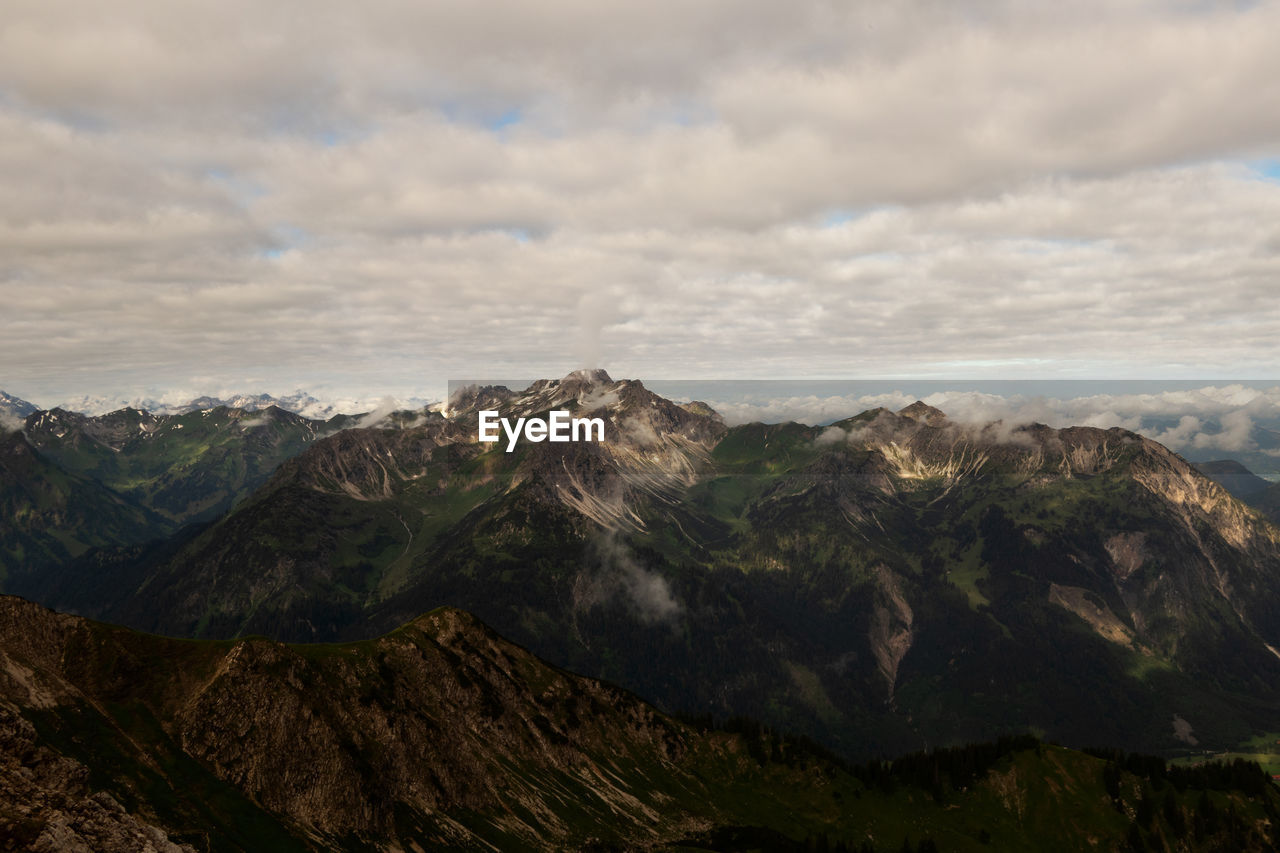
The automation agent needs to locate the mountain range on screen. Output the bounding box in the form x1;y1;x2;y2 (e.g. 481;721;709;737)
5;371;1280;771
5;390;407;421
0;403;357;592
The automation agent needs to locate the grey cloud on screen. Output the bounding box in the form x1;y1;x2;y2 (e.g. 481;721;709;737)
2;3;1280;404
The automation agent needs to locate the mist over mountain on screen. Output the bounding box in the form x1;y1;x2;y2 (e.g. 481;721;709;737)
661;382;1280;480
15;380;1280;478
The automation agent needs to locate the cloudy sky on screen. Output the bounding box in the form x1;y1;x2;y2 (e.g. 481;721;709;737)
3;0;1280;408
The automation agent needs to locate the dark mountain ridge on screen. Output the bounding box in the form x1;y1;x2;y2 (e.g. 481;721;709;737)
4;594;1277;851
0;429;162;590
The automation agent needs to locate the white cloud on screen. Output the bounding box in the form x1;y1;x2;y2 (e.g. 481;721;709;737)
351;396;405;430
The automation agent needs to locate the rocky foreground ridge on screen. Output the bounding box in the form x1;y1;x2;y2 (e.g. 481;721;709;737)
4;595;1280;852
0;594;721;850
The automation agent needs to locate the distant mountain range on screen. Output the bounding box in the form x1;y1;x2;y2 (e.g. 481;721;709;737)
0;404;350;588
1173;427;1280;483
0;387;436;420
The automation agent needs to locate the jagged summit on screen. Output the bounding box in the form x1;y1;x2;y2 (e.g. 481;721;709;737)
445;370;722;427
897;400;948;425
563;367;613;385
518;368;619;402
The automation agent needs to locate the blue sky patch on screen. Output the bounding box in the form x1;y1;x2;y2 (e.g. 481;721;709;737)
820;206;895;228
1252;160;1280;182
488;108;522;132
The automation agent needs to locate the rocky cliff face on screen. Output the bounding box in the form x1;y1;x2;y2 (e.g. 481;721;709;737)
0;595;722;850
447;371;727;530
172;607;697;844
0;703;194;853
1196;458;1280;528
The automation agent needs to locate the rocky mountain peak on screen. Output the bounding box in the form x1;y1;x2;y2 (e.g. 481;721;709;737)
897;400;948;426
0;390;38;423
562;367;613;385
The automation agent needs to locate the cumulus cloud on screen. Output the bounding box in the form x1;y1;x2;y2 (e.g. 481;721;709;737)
1191;410;1255;453
2;2;1279;403
351;396;403;430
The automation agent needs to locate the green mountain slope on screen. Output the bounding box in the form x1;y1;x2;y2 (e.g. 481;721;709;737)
2;595;1277;852
23;404;330;526
1;405;341;592
0;429;161;589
